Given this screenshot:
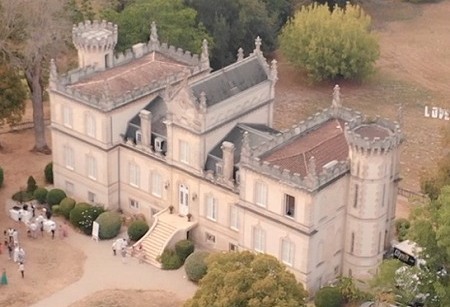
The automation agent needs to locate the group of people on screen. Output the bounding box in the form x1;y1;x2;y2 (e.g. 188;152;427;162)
111;238;146;264
1;227;27;285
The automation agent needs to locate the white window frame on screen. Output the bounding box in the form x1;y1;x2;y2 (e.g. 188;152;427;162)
253;227;266;253
151;171;162;198
86;155;97;180
179;140;190;164
281;238;295;266
230;205;239;231
64;145;74;170
129;162;140;188
254;181;268;207
129;199;139;209
62;106;73;128
85;113;96;138
205;195;218;221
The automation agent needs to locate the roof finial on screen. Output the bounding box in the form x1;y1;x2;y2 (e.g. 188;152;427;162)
270;59;278;82
332;84;341;108
149;21;159;49
237;48;244;62
254;36;262;54
199;91;207;112
241;131;252;163
200;39;210;70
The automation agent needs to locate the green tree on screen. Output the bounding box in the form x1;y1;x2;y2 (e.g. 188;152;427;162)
186;0;279;69
101;0;211;55
0;0;72;153
184;251;307;307
0;63;26;147
279;3;379;82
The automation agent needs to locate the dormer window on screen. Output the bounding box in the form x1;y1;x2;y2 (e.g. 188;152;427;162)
216;162;223;176
155;137;164;152
136;131;142;143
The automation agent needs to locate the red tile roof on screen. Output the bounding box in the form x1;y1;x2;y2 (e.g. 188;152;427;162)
261;119;349;177
67;52;190;98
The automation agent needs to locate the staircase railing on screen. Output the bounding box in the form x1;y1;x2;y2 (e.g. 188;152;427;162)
133;207;169;249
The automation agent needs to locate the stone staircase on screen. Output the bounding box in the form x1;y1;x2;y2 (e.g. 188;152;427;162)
138;219;178;267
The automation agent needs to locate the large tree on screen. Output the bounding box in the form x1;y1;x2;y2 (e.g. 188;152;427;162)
185;251;307;307
0;63;27;147
279;3;379;82
101;0;211;55
186;0;279;69
0;0;72;153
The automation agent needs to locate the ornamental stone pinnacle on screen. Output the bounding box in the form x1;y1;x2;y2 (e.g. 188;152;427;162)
254;36;262;54
237;48;244;62
332;84;341;108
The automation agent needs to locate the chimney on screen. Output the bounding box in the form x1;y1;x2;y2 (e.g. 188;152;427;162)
139;110;152;147
221;141;235;182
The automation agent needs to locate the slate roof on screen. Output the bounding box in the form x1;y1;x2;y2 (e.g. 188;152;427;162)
67;52;190;99
124;96;167;142
260;119;349;177
205;123;279;172
191;56;268;107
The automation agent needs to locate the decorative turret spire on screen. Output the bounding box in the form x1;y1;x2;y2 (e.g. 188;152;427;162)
241;131;252;163
332;84;341;108
254;36;262;54
270;59;278;82
200;39;210;70
237;48;244;62
199;91;207;112
49;59;58;89
149;21;159;49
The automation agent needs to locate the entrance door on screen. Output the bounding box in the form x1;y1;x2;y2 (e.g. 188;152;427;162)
179;184;189;216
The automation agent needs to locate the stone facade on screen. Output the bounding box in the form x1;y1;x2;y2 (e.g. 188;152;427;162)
49;21;403;294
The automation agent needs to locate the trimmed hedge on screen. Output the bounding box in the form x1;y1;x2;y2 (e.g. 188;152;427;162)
175;240;195;262
46;188;67;207
69;202;104;235
33;187;48;204
314;287;344;307
96;211;122;240
52;205;61;216
27;176;37;193
127;220;149;241
12;190;34;202
160;248;183;270
59;197;76;220
0;166;3;187
44;162;53;184
184;251;210;282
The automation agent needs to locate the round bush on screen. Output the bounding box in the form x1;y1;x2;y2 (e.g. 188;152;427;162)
46;188;67;207
184;251;210;282
95;211;122;240
59;197;76;220
33;187;48;204
160;248;183;270
12;190;34;202
314;287;344;307
52;205;61;216
175;240;195;262
27;176;37;193
44;162;53;184
70;203;104;235
127;220;149;241
0;166;3;187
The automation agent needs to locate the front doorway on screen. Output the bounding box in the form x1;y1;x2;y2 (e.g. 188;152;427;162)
179;184;189;216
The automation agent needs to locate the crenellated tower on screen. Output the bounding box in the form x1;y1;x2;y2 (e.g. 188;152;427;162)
343;113;403;279
72;20;118;71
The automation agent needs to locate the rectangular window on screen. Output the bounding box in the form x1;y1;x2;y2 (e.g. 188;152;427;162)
88;191;96;203
179;140;190;164
129;163;140;187
353;184;359;208
253;227;266;252
136;131;142;143
281;239;294;266
284;194;295;218
205;232;216;244
151;172;162;197
255;181;267;207
205;196;217;221
86;155;97;180
130;199;139;209
64;146;74;170
63;106;73;128
229;243;238;252
85;114;96;138
230;205;239;231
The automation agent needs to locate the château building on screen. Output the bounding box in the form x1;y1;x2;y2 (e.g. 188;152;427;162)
48;20;403;293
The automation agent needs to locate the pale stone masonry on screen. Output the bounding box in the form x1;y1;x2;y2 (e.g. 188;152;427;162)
49;20;403;293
